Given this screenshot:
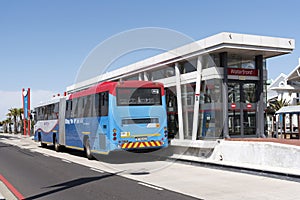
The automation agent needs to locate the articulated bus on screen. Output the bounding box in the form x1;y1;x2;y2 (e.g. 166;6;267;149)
34;81;168;159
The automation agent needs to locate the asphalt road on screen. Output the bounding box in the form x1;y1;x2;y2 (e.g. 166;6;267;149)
2;134;300;200
0;140;199;200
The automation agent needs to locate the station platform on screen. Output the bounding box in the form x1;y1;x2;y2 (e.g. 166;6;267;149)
226;137;300;147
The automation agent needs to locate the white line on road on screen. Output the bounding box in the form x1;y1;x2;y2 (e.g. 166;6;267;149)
61;159;71;163
43;154;50;157
90;168;105;173
138;182;163;191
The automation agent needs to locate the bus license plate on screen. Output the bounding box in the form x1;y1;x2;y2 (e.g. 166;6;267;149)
135;137;147;141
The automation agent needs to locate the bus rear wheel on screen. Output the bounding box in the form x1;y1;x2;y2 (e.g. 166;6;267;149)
84;139;93;160
53;136;61;152
41;142;47;148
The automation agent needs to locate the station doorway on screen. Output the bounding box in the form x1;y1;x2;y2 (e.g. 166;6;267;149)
228;81;257;137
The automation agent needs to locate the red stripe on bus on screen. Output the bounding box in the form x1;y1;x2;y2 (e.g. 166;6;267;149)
69;81;165;99
0;174;25;200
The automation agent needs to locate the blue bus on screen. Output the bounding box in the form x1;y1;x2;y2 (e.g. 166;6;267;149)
34;81;168;159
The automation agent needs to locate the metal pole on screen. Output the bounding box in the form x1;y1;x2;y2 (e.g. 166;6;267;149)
27;88;31;136
22;88;26;136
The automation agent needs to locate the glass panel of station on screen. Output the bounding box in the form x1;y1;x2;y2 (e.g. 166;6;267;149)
166;86;179;139
198;79;223;139
181;83;195;140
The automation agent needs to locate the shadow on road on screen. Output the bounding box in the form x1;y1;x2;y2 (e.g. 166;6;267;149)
41;144;175;164
25;172;119;200
93;147;175;164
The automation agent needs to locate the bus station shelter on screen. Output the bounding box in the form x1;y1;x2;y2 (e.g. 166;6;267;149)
67;32;295;145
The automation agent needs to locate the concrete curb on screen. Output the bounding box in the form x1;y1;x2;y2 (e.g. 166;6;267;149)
169;155;300;182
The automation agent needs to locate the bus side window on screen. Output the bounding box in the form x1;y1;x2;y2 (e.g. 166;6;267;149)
83;95;92;118
78;97;84;118
66;100;72;118
72;98;78;118
41;106;46;120
54;103;59;119
47;104;53;120
90;94;96;117
99;92;108;116
95;94;100;116
37;107;43;120
45;106;49;120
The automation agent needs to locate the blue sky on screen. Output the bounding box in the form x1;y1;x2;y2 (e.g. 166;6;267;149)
0;0;300;119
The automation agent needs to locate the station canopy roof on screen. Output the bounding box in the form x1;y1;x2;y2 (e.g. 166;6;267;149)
67;32;295;93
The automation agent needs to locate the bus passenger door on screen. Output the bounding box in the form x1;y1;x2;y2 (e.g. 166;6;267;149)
97;92;109;151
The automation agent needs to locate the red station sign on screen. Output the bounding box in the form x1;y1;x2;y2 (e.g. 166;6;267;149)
228;68;258;76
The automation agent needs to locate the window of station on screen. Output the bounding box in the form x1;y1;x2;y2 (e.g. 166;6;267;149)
124;75;139;81
201;54;219;69
228;54;255;69
150;65;175;80
179;59;197;74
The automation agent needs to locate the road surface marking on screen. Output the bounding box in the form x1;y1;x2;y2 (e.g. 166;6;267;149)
90;168;105;173
61;159;71;163
138;182;163;191
0;174;25;200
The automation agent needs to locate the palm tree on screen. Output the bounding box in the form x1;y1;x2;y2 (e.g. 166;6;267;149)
6;114;12;134
8;108;19;134
267;99;290;115
17;108;24;133
2;120;8;133
0;120;4;133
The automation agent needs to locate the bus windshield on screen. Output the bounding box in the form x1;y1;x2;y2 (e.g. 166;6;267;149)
117;87;162;106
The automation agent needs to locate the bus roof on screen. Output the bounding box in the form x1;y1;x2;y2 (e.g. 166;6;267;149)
34;95;63;108
69;81;164;99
